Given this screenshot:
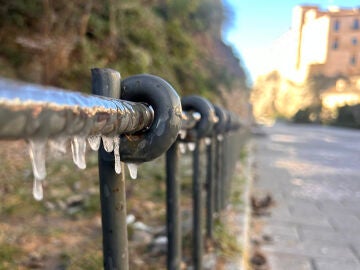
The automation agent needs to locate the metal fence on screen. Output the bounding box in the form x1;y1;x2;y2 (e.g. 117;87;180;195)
0;68;245;270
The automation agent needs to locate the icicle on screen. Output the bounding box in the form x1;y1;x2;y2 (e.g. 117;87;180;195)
179;143;186;154
127;163;138;179
102;136;114;152
204;137;212;145
179;129;187;140
28;139;47;181
28;139;47;201
49;137;68;154
113;136;121;174
187;142;196;152
88;135;101;151
71;136;87;169
217;134;224;141
33;178;43;201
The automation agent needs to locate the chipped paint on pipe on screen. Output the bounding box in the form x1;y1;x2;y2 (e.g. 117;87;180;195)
0;78;154;140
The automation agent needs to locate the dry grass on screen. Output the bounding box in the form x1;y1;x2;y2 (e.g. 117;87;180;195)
0;140;246;269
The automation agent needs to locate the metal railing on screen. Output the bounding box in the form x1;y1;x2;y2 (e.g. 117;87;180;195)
0;68;245;270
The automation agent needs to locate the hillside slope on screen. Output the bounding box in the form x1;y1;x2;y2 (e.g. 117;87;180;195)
0;0;248;105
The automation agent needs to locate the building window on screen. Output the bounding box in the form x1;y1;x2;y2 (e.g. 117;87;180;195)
353;19;359;30
334;20;340;31
352;37;358;45
332;39;339;49
350;55;357;65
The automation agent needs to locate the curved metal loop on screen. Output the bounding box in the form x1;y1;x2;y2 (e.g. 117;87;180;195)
213;105;228;134
181;95;216;140
226;111;242;132
224;111;241;132
120;74;182;163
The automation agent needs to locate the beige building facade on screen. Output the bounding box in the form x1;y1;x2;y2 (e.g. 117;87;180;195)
268;5;360;83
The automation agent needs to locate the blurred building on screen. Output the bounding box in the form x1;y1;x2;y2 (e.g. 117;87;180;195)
266;5;360;83
321;77;360;116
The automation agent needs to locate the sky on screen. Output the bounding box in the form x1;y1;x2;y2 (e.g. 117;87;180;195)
222;0;360;83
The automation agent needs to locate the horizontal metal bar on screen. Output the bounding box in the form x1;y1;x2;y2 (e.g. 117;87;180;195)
0;78;240;142
0;78;154;140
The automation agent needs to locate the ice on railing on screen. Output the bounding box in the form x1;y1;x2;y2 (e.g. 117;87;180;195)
179;143;186;154
113;137;121;174
33;179;43;201
29;139;47;180
29;139;47;201
179;129;187;140
187;142;196;152
102;136;114;152
87;135;101;151
27;134;141;200
204;137;212;146
71;136;87;169
127;163;138;179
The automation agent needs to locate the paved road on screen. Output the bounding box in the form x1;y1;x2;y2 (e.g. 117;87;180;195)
252;123;360;270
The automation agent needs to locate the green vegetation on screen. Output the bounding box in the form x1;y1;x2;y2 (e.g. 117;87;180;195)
213;219;242;259
0;0;248;100
0;244;23;270
333;104;360;128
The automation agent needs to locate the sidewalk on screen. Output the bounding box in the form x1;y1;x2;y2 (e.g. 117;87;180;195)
250;123;360;270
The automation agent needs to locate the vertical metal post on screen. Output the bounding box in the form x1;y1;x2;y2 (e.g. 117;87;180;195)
222;134;228;210
92;68;129;270
205;137;214;239
193;136;203;270
214;136;221;213
166;141;181;270
221;135;228;210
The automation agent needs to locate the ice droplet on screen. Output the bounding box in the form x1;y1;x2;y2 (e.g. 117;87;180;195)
188;142;196;152
49;137;68;154
217;134;224;141
33;178;43;201
204;137;212;145
113;136;121;174
88;135;101;151
71;136;87;169
179;129;187;140
127;163;138;179
28;139;47;180
179;143;186;154
102;136;114;152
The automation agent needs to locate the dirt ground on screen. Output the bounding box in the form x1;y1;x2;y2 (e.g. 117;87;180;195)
0;139;247;270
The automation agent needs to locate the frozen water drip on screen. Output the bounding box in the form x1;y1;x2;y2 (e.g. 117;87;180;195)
188;142;196;152
113;136;121;174
88;135;101;151
179;143;186;154
28;139;47;201
204;137;212;145
29;139;47;180
127;163;138;179
33;179;43;201
71;136;87;169
102;136;114;152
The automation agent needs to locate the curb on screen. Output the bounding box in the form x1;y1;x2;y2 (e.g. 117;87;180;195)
223;140;254;270
240;141;254;270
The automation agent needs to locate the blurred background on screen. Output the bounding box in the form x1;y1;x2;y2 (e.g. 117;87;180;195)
2;0;360;269
224;0;360;127
0;0;250;121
